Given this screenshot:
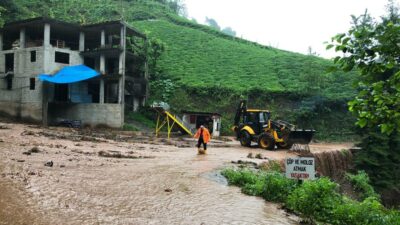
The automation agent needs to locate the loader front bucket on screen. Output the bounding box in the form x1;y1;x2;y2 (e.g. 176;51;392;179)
287;130;315;144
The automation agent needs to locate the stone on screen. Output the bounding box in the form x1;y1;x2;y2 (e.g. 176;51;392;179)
44;160;53;167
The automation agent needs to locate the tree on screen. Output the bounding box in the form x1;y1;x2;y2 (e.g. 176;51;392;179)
0;0;23;22
221;27;236;37
205;17;221;30
205;17;236;36
307;46;319;56
146;37;165;77
166;0;187;16
0;6;5;27
328;1;400;204
327;3;400;135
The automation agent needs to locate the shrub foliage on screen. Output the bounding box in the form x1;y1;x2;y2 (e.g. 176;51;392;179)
222;168;400;224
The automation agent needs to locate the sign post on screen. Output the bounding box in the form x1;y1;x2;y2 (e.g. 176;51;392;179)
285;157;316;180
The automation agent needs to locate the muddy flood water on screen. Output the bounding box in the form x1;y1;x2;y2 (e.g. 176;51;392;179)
0;122;352;225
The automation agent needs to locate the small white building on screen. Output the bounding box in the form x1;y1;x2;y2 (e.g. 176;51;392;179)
181;111;222;137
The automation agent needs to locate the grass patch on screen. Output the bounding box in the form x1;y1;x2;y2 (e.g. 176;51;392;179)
134;19;356;99
222;168;400;224
345;170;380;200
122;124;139;131
126;112;156;128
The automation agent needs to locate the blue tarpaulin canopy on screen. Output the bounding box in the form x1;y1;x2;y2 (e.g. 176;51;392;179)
38;64;100;84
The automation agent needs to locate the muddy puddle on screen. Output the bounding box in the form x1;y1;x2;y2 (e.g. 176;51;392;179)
0;123;351;224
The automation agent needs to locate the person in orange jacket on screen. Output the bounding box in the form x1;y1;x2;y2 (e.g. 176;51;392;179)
194;125;211;152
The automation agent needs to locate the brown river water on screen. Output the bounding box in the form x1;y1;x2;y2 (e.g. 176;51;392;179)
0;123;351;224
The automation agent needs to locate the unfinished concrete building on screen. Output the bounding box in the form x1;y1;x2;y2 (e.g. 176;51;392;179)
0;17;148;128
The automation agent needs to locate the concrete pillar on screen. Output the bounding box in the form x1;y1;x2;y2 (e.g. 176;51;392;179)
118;52;124;74
118;26;125;74
44;24;51;48
43;23;51;73
99;29;106;74
120;27;125;47
79;32;85;51
118;26;126;104
0;33;3;51
133;97;139;112
99;29;106;104
42;23;51;127
119;25;126;127
212;117;221;137
141;97;146;106
108;35;113;46
118;78;123;104
42;82;49;127
20;28;26;48
99;79;104;104
100;55;105;74
101;29;106;47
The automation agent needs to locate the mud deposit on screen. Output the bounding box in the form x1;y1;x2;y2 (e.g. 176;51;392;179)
0;123;352;224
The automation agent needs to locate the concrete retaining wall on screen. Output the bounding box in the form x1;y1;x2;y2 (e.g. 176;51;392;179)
0;102;42;122
48;103;123;128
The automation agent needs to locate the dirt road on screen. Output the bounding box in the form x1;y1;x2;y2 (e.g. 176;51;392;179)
0;122;352;225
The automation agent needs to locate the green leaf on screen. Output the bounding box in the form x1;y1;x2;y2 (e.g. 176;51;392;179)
326;44;334;50
342;37;351;44
380;124;393;134
357;118;368;128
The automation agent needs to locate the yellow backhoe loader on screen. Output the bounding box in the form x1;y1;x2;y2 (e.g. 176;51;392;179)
232;100;314;150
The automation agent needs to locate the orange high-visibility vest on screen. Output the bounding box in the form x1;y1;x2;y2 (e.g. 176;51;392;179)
194;127;211;143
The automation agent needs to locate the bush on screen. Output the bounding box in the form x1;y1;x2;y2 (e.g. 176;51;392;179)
221;168;260;187
345;171;379;201
286;178;341;222
332;197;400;225
223;169;297;200
262;172;298;202
222;168;400;224
242;179;266;196
355;130;400;207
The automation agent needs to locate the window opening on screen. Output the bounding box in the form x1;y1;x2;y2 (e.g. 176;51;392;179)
5;53;14;72
29;78;35;90
55;51;70;64
6;77;12;90
30;51;36;62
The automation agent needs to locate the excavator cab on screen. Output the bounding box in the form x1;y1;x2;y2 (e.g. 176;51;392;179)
232;100;315;150
242;110;270;134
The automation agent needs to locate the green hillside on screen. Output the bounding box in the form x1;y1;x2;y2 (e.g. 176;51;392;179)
0;0;358;139
133;19;354;99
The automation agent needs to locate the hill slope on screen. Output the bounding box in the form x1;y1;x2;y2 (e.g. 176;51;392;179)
133;19;354;100
0;0;357;138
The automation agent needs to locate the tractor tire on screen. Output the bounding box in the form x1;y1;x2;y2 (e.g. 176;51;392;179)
276;141;293;149
239;131;251;147
258;133;275;150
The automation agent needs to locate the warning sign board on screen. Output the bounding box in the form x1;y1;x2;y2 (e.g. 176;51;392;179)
285;157;316;180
